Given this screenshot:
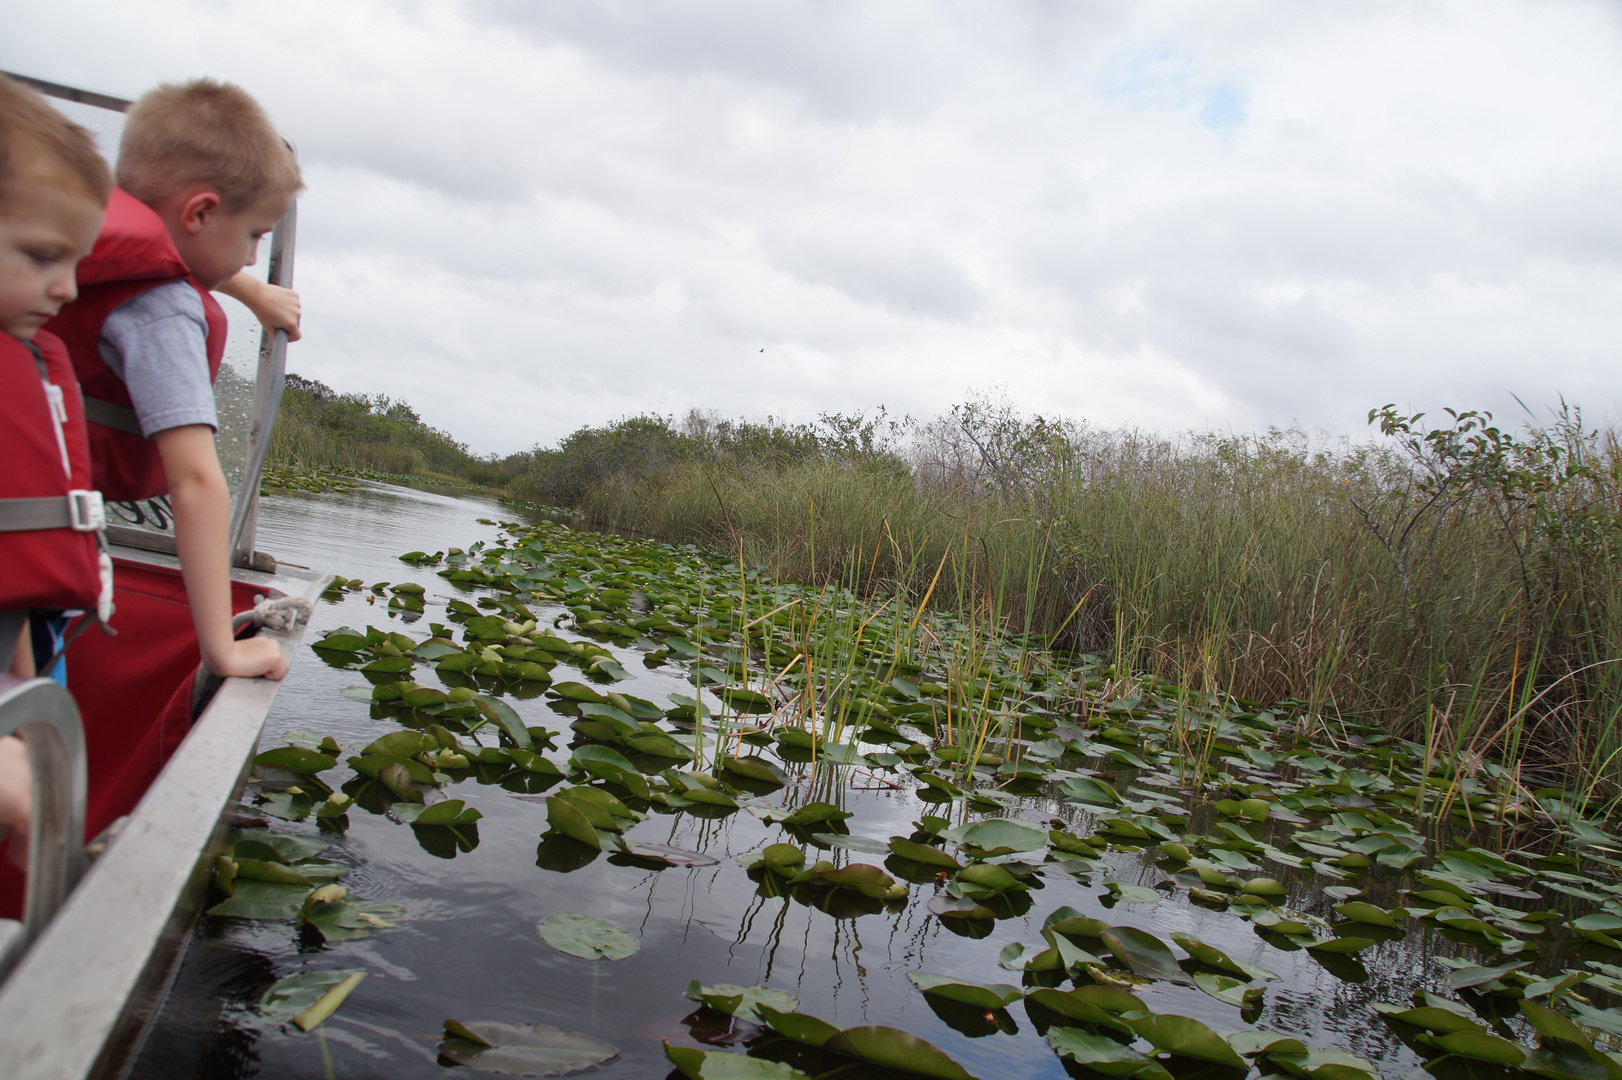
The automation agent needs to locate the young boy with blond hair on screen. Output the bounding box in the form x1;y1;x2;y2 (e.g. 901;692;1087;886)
0;72;114;868
49;78;302;682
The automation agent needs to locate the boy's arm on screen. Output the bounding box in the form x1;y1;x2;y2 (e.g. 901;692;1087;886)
154;425;289;681
215;273;301;342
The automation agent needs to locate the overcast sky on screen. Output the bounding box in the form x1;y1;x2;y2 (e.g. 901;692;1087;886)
7;1;1622;455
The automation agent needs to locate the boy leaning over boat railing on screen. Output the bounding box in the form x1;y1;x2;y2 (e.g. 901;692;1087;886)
0;71;306;919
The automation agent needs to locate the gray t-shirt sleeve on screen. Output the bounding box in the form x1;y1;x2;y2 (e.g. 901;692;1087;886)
97;279;218;437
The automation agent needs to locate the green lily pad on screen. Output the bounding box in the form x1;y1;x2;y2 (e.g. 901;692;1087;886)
1046;1026;1170;1079
552;681;608;703
1023;990;1136;1036
721;756;789;786
1373;1003;1483;1034
888;840;962;869
1304;936;1376;954
1447;959;1530;989
474;695;534;748
1425;1030;1526;1066
313;633;367;653
1170;932;1278;981
664;1043;808;1080
254;747;337;775
1333;901;1406;928
821;1025;978;1080
954;818;1047;856
360;730;437;758
778;801;853;826
258;969;366;1026
682;981;800;1024
1192;971;1263;1008
412;799;483;826
1127;1013;1247;1069
207;879;310;920
1060;776;1125;807
1043;907;1112;938
755;1005;841;1047
906;971;1022;1009
1104;882;1163;904
439;1020;618;1075
1100;926;1194;985
545;796;606;849
537;912;637;960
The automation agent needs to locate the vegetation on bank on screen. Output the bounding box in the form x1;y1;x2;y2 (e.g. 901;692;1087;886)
269;376;1622;797
268;374;518;487
518;397;1622;800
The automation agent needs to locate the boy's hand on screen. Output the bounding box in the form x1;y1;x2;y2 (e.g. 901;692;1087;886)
208;635;289;681
249;283;301;341
216;273;301;341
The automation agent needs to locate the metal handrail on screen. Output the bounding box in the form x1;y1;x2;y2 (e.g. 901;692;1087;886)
229;202;298;568
0;675;88;978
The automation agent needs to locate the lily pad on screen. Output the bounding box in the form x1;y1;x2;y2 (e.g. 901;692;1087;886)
1333;901;1406;928
683;981;800;1024
1171;933;1278;981
906;971;1022;1009
254;747;337;775
822;1026;978;1080
257;969;366;1025
888;839;962;869
954;818;1047;856
439;1020;618;1076
664;1043;808;1079
1100;926;1194;985
1127;1013;1247;1069
1192;971;1263;1008
1046;1026;1170;1079
537;912;638;960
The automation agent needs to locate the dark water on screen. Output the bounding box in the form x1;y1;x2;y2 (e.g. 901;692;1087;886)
127;481;1518;1080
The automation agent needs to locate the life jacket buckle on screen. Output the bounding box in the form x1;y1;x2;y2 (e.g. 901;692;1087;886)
66;490;105;532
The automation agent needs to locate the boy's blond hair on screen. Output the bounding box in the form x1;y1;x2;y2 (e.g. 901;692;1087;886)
117;78;302;213
0;73;113;210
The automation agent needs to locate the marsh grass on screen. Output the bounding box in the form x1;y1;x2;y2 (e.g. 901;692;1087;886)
574;403;1622;799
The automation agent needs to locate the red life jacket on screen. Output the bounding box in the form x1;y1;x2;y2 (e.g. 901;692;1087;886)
44;187;228;502
0;329;111;618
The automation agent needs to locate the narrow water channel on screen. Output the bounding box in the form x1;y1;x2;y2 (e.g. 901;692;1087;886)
127;480;1526;1079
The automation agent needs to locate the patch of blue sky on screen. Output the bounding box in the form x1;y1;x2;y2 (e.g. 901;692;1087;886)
1199;82;1248;132
1093;38;1248;132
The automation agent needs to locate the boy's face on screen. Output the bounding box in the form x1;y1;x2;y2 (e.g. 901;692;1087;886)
0;169;104;341
169;189;290;290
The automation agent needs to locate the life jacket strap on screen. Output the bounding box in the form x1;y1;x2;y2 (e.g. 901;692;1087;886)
0;491;107;533
82;396;143;436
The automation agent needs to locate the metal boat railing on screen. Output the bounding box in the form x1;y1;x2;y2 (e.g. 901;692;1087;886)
0;676;88;977
0;557;329;1079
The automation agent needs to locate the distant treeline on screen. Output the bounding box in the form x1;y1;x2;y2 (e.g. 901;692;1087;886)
269;374;517;487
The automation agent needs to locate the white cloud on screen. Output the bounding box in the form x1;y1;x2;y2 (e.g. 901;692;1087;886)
4;0;1620;453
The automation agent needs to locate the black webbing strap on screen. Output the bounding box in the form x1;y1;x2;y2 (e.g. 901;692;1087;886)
82;396;143;436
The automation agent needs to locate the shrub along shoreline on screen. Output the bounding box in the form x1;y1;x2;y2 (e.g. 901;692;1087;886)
271;379;1622;800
